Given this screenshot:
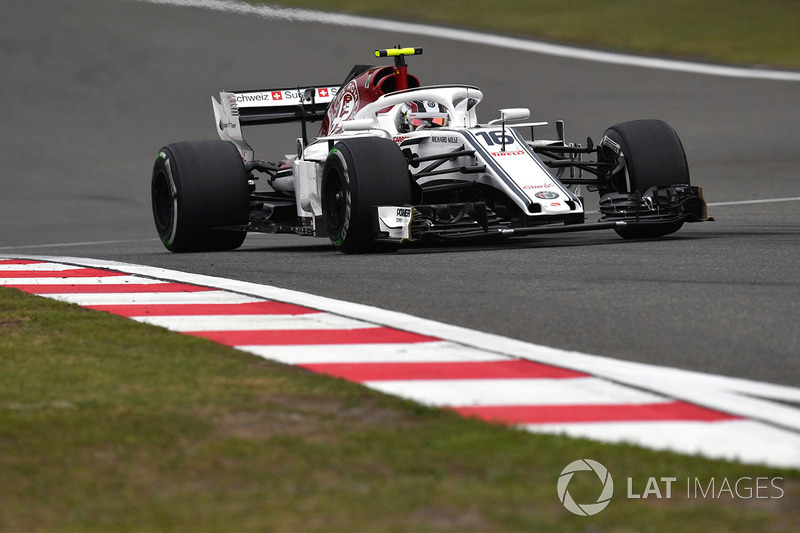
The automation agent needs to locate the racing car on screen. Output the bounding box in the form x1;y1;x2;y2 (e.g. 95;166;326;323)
151;47;710;254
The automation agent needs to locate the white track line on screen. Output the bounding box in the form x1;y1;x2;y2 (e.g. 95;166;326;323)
135;0;800;82
0;238;159;251
707;197;800;207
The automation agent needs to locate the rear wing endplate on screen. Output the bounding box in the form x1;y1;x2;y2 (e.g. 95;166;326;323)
212;86;338;161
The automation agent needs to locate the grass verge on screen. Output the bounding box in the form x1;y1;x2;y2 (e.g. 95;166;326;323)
1;286;798;531
250;0;800;71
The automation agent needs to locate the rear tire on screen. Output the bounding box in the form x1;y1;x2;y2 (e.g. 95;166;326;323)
321;137;413;253
601;119;690;239
151;140;249;252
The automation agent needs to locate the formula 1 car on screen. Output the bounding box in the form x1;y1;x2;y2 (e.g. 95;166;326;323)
151;47;710;253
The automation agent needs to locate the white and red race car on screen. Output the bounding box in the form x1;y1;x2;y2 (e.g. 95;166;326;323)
151;47;710;253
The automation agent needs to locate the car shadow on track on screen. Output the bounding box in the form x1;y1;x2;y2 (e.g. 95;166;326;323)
235;232;709;256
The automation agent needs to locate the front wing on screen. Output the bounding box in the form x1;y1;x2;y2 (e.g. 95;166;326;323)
374;185;710;243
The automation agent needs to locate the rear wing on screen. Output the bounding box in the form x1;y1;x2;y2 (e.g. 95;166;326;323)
230;86;338;125
212;85;338;161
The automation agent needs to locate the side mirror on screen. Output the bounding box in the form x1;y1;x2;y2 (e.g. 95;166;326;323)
341;119;375;131
488;108;531;125
499;108;530;122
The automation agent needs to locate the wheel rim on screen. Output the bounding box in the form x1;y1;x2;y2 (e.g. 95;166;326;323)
324;169;345;229
152;170;174;233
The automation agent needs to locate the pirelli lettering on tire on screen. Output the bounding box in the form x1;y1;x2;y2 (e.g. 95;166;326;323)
338;151;353;243
161;156;178;247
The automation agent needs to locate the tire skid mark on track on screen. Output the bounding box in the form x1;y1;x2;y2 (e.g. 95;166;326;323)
2;256;799;468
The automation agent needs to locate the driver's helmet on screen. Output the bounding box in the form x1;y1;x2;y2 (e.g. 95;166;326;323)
398;100;449;132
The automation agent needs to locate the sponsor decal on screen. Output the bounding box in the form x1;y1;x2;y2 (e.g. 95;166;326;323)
236;92;270;104
601;135;622;155
283;87;336;101
476;130;515;146
330;151;352;242
234;87;337;107
396;208;412;218
535;191;559;199
327;80;359;134
431;135;460;143
393;136;410;144
491;150;525;156
218;119;236;131
522;183;554;189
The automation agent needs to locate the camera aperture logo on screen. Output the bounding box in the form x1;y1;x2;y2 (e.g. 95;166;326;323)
557;459;614;516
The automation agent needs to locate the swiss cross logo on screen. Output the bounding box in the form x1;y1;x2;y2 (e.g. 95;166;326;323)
271;91;282;100
318;88;329;97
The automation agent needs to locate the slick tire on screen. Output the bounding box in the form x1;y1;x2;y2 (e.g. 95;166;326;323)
151;140;249;252
321;137;413;253
602;119;690;239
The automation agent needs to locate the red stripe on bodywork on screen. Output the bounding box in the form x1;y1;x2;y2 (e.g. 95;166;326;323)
300;360;587;382
10;283;214;294
86;301;317;317
0;259;45;265
190;328;440;346
0;268;127;278
453;402;741;424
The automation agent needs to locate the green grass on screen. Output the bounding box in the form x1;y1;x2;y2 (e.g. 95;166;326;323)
251;0;800;70
1;286;799;531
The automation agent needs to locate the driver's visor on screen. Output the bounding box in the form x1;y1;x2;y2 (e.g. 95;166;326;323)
408;113;448;128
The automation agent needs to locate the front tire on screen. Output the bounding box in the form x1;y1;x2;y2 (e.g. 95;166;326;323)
601;119;690;239
321;137;413;253
151;140;250;252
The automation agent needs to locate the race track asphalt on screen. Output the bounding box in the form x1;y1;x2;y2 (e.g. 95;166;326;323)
2;0;799;387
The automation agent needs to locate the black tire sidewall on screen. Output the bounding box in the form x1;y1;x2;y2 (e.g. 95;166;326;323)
603;119;690;193
151;140;249;252
152;150;180;248
321;138;412;253
322;148;359;249
601;120;690;239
